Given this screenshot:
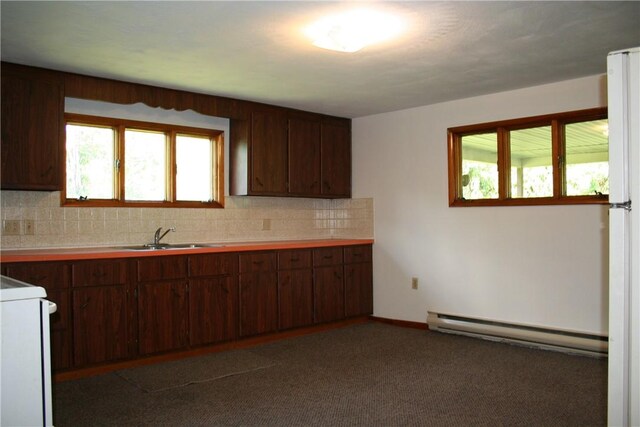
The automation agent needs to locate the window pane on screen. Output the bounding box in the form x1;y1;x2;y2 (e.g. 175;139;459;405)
125;129;166;201
66;124;115;199
565;119;609;196
176;134;213;201
510;126;553;198
461;133;498;199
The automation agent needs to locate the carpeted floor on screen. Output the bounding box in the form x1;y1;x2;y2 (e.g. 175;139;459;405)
53;322;607;426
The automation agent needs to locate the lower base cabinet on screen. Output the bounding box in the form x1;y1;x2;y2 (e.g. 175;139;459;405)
344;245;373;317
2;243;373;372
73;286;129;366
239;252;278;337
345;263;373;317
137;281;189;355
189;277;238;346
314;265;345;323
313;247;345;323
278;269;314;330
278;249;313;330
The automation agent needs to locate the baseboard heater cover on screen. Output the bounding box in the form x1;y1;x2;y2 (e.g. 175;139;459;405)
427;311;608;357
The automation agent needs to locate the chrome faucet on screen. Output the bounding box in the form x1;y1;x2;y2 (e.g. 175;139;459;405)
153;227;175;245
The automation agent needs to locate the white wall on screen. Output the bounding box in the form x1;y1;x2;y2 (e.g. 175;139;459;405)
353;75;610;335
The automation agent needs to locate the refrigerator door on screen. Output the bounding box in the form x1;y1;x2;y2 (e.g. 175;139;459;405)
607;47;640;427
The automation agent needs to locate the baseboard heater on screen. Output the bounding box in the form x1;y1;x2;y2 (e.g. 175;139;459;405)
427;311;608;357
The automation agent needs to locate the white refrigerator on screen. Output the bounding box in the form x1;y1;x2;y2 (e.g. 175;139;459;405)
607;47;639;427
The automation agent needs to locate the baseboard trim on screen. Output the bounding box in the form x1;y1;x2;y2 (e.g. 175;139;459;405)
370;316;429;330
54;316;370;382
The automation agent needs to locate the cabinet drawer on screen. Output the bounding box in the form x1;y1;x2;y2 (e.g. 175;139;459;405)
344;245;372;264
239;252;277;273
136;256;187;282
72;259;128;287
189;253;239;277
4;262;69;289
278;249;312;270
313;247;343;267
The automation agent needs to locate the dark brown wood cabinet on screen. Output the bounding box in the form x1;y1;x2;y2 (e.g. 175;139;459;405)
238;252;278;337
136;256;189;355
344;245;373;317
277;249;314;330
288;115;321;196
1;63;64;190
230;107;351;199
188;253;239;346
71;259;131;366
2;243;372;373
321;119;352;197
230;108;289;196
313;247;345;323
250;109;288;194
3;262;72;370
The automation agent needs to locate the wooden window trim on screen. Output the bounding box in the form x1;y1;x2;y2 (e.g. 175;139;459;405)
448;107;609;207
62;113;225;208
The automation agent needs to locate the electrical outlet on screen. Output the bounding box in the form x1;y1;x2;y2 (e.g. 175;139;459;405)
2;220;21;235
262;219;271;231
411;277;419;290
24;220;35;235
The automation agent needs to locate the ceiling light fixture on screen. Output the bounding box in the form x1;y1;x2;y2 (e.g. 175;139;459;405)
305;9;404;53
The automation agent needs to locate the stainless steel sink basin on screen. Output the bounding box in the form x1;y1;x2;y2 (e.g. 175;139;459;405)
121;243;225;251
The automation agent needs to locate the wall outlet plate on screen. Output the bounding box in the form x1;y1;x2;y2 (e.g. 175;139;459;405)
2;220;21;235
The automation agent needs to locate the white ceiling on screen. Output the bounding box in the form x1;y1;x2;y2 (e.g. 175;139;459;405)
1;1;639;118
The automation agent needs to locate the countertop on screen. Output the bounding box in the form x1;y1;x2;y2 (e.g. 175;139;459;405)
0;239;374;263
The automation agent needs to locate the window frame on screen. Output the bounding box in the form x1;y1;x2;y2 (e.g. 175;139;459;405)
447;107;608;207
62;113;225;208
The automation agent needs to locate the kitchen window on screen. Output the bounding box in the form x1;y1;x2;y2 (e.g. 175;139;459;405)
447;107;608;206
63;114;224;208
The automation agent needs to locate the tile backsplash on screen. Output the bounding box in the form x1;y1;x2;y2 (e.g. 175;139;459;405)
0;191;373;249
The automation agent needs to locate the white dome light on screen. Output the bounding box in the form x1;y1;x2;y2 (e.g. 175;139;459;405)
305;9;404;53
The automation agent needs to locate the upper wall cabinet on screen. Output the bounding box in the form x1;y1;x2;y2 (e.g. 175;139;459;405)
320;118;351;198
0;62;351;197
230;108;351;198
1;63;64;190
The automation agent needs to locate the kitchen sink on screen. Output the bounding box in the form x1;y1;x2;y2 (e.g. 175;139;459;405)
121;243;225;251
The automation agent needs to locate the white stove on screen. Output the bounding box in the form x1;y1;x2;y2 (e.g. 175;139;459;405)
1;275;56;427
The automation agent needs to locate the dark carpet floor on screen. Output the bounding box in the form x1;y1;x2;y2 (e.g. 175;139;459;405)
53;322;607;426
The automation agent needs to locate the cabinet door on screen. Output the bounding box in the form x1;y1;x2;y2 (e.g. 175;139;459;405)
239;272;278;337
314;265;345;323
321;120;351;197
278;269;313;330
288;116;321;196
250;109;288;194
73;286;129;366
345;262;373;317
137;281;189;355
189;276;238;346
1;65;63;190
